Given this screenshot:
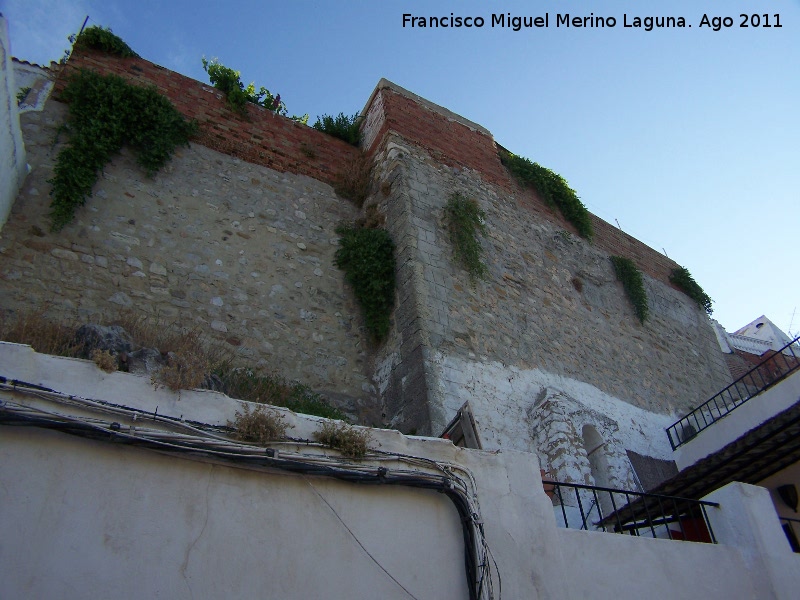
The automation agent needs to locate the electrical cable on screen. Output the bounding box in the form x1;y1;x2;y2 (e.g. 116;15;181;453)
0;376;500;599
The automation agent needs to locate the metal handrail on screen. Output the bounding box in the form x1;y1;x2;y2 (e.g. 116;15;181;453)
666;336;800;450
543;479;718;543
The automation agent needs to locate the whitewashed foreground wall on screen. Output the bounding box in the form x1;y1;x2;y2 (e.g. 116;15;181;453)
1;343;798;599
0;15;27;231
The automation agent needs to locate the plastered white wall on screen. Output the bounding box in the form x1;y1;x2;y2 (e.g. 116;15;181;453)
2;342;799;600
0;15;27;231
432;351;676;488
675;369;800;470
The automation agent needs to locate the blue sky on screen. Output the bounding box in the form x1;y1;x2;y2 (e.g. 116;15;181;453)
3;0;799;336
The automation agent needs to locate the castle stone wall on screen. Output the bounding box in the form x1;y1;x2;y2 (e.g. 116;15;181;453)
367;117;731;442
1;101;374;418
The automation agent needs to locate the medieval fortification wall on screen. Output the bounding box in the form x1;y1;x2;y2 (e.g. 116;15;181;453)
0;47;732;476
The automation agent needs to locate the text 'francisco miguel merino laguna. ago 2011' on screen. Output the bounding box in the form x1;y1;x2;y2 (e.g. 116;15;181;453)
401;13;782;32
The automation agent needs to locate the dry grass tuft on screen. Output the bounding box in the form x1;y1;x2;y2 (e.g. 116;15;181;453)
0;308;83;357
334;153;371;208
230;404;290;444
0;308;346;419
314;421;371;459
92;349;117;373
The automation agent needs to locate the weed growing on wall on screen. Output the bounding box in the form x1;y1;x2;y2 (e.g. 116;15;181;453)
499;149;593;240
445;192;488;282
72;26;139;58
610;256;649;324
49;70;196;231
314;421;371;459
334;153;372;208
670;267;713;315
92;349;117;373
201;58;308;124
0;310;346;420
16;87;31;105
312;112;362;146
230;404;289;444
217;366;347;421
334;224;396;341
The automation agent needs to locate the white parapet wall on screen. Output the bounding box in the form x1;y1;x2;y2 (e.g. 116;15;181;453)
1;342;798;599
0;15;28;230
674;369;800;470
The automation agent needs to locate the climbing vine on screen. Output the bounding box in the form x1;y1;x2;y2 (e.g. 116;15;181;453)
499;149;593;240
48;70;197;231
610;256;649;324
670;267;713;315
334;223;396;341
445;192;488;281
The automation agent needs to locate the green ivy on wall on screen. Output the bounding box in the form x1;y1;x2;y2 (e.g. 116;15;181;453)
499;149;593;240
610;256;649;324
670;267;713;315
334;224;396;341
48;70;197;231
444;192;487;282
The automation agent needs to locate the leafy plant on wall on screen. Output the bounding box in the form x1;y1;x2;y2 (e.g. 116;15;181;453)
670;267;713;315
334;223;396;341
499;149;593;240
312;112;363;146
444;192;488;282
71;25;140;58
610;256;649;324
201;58;308;124
48;70;197;231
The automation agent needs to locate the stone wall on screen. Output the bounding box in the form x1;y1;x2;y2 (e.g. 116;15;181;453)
1;46;732;448
1;100;374;418
368;130;729;433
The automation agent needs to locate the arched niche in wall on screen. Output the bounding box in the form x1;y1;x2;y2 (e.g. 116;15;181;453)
582;424;610;489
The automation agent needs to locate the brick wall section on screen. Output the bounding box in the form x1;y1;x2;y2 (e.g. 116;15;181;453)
368;84;684;288
368;87;511;190
54;48;360;186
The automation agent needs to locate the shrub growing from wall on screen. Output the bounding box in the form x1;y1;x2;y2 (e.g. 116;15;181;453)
313;113;362;146
670;267;713;315
444;192;487;282
610;256;649;324
334;224;396;341
499;149;593;240
49;70;196;230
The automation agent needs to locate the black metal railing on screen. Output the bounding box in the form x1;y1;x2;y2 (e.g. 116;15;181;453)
780;517;800;553
544;480;719;543
667;336;800;450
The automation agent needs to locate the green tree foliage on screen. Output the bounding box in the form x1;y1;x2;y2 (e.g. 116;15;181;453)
49;70;196;231
312;112;362;146
499;149;593;240
670;267;713;315
334;225;396;341
610;256;649;324
72;26;139;57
